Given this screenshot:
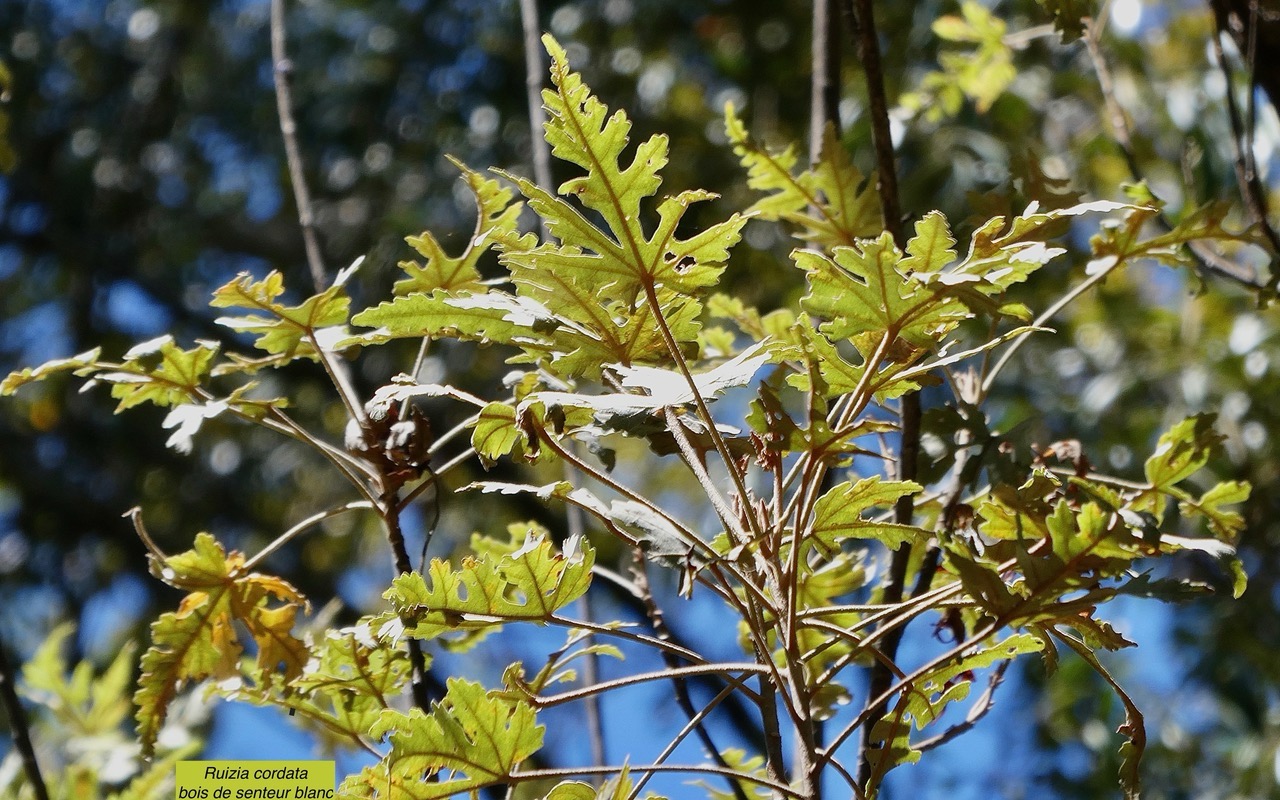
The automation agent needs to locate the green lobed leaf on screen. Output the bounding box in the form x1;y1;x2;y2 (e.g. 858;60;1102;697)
211;271;350;361
383;527;593;643
809;477;927;553
95;336;219;412
725;107;881;249
797;233;971;348
340;678;543;800
395;159;524;295
1142;413;1224;491
0;347;101;395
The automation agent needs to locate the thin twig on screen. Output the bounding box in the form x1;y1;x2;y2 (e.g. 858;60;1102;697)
525;663;771;708
1085;15;1270;290
269;0;327;294
627;556;750;800
242;501;374;572
0;637;50;800
630;682;744;800
508;764;804;798
980;254;1123;398
125;505;169;563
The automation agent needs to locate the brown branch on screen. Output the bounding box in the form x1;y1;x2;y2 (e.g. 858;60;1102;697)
381;488;434;712
270;0;328;293
811;0;843;163
0;636;50;800
839;0;925;786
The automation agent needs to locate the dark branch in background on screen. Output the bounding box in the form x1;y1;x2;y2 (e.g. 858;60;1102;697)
811;0;843;163
270;0;328;294
1083;16;1271;291
518;0;606;770
628;556;750;800
839;0;924;786
520;0;556;238
0;636;50;800
1210;23;1280;287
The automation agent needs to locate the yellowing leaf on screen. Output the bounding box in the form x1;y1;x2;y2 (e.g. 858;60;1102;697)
135;533;309;757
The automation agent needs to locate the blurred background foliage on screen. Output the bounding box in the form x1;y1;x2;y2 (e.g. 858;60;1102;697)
2;0;1280;797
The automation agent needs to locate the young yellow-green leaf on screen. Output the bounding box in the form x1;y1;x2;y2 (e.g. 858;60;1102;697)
540;35;662;233
810;477;927;553
135;533;309;757
1184;480;1251;540
396;160;524;295
1084;188;1267;280
725;107;882;249
901;2;1015;120
384;529;593;642
211;271;349;361
472;401;523;465
1143;414;1224;491
797;234;971;347
97;337;219;412
0;347;101;395
21;623;135;736
339;678;543;800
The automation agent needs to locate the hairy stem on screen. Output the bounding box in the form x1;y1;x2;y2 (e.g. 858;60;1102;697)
380;490;433;711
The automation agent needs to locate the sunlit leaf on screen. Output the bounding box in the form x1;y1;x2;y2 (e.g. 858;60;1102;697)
339;679;543;800
135;533;308;757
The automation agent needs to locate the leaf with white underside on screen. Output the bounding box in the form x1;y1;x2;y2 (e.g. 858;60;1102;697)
211;270;350;363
